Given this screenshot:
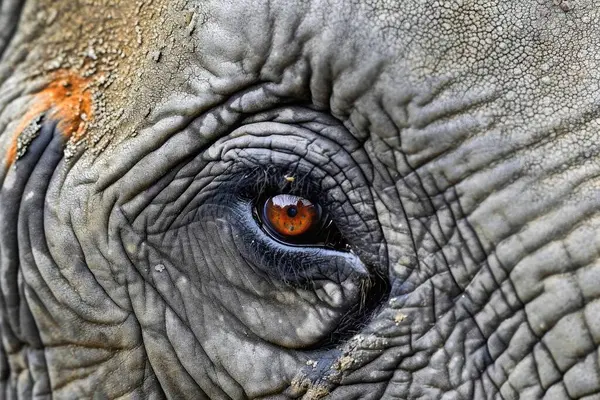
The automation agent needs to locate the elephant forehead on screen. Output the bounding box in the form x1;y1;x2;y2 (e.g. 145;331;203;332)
116;0;600;176
4;0;599;161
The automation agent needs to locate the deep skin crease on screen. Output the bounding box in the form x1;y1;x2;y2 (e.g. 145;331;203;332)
1;0;600;398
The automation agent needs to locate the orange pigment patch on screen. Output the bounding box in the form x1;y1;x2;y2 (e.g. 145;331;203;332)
5;70;95;167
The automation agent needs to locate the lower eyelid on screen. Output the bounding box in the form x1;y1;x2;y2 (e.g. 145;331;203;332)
237;205;368;283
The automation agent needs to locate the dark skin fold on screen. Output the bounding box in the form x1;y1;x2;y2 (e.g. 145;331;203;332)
1;0;600;399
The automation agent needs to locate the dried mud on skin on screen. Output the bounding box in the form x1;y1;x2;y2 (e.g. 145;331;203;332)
3;0;196;167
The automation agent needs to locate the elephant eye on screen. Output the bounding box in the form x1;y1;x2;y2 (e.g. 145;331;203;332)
256;194;345;248
263;194;319;236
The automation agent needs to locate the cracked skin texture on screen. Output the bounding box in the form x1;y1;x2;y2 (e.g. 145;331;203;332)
1;0;600;399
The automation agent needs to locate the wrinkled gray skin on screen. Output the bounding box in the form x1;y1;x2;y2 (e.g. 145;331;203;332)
0;0;600;398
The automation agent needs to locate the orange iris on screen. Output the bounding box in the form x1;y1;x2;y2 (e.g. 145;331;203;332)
264;195;318;237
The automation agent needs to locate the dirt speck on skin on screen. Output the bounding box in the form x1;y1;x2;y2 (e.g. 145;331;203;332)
335;355;354;371
13;115;43;162
290;377;330;400
305;387;330;400
394;312;407;324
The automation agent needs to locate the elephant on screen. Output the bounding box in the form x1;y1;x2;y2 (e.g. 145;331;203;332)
0;0;599;398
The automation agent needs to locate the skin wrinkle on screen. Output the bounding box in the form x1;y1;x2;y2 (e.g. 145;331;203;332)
169;268;273;397
217;131;370;219
4;125;64;397
0;1;24;58
118;238;201;397
376;69;580;396
165;283;238;397
147;191;356;354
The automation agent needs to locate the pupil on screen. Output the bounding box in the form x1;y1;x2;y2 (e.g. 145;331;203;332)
287;206;298;218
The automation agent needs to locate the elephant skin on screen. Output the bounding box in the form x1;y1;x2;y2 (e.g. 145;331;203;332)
0;0;599;399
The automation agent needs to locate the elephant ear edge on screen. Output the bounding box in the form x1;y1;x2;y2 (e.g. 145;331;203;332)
0;0;25;60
